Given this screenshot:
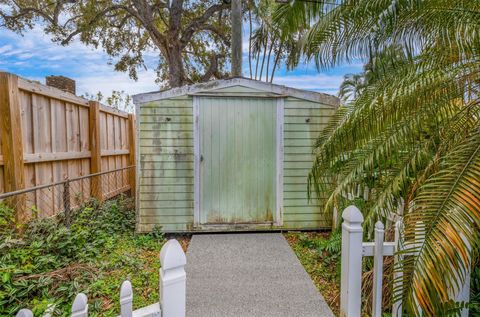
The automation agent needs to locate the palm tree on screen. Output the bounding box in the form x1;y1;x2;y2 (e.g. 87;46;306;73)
338;73;365;103
274;1;480;315
247;0;301;82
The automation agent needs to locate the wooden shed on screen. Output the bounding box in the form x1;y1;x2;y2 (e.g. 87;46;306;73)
133;77;339;232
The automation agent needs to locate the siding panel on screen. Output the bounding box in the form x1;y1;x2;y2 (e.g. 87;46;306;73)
138;98;194;231
283;98;335;229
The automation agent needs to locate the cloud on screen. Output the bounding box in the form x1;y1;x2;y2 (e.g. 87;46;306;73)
76;69;159;98
0;44;12;54
273;74;344;94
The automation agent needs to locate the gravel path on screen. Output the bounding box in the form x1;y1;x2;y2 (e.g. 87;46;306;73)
186;233;334;317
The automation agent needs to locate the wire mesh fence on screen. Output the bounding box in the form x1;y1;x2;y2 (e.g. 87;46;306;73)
0;166;135;226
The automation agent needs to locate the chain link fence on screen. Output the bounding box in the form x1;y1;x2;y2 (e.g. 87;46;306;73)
0;166;135;226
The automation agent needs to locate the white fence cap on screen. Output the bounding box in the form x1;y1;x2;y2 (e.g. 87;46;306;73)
342;205;364;223
160;239;187;270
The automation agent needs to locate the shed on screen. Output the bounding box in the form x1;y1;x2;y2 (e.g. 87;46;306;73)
133;77;339;232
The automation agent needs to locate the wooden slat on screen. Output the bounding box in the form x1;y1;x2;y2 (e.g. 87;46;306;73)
100;149;130;156
128;114;136;197
99;104;129;118
18;77;89;107
103;185;131;200
0;73;26;223
89;101;102;200
24;151;91;163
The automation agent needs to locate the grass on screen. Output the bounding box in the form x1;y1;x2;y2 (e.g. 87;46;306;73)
284;231;341;315
0;196;188;316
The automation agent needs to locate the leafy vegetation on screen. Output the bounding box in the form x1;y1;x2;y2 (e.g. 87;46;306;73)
272;1;480;315
0;197;168;316
285;232;341;315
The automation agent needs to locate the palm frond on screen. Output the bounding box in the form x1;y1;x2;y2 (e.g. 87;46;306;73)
397;131;480;316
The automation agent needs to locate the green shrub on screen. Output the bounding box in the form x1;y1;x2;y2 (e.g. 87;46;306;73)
0;196;165;316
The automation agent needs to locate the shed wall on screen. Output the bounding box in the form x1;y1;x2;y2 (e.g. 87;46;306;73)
138;96;194;232
137;90;336;232
283;98;335;229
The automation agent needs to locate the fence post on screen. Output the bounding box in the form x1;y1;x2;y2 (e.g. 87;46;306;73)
0;72;26;225
127;114;136;196
340;205;364;317
160;239;187;317
120;280;133;317
71;293;88;317
88;101;102;201
372;221;385;317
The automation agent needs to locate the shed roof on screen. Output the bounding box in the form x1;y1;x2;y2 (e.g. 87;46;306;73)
132;77;340;107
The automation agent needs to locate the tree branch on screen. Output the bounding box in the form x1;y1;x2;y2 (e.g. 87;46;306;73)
180;2;229;48
199;53;226;82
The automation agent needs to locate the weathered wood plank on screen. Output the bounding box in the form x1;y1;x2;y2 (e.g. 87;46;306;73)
284;131;321;139
285;116;332;125
18;77;89;107
140;116;194;124
284;123;328;132
140;169;193;178
0;73;26;223
88;101;102;201
140;184;194;193
140;177;194;185
140;154;193;162
24;151;91;163
140;131;193;139
141;192;193;201
139;138;193;147
128;114;136;196
140;146;194;155
284;153;315;162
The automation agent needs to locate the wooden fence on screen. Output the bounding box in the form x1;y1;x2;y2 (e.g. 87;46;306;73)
0;72;136;223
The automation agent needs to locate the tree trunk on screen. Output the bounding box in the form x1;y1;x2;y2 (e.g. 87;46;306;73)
167;46;186;87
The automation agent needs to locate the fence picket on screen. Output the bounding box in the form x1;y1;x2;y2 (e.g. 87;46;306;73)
120;280;133;317
340;205;364;317
160;239;187;317
372;221;385;317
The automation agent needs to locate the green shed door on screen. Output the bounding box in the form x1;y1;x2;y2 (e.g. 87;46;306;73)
198;97;277;224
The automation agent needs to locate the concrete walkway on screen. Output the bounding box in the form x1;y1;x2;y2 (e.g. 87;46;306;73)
186;233;334;317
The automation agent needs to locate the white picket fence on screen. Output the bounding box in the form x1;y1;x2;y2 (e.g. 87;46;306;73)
16;239;187;317
340;205;470;317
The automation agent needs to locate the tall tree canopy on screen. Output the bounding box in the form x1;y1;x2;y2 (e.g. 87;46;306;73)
0;0;232;88
274;0;480;315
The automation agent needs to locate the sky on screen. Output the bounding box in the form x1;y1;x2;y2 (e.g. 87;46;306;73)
0;25;363;102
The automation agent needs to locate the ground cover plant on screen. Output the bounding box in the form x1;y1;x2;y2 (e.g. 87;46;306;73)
285;232;341;315
0;197;169;316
